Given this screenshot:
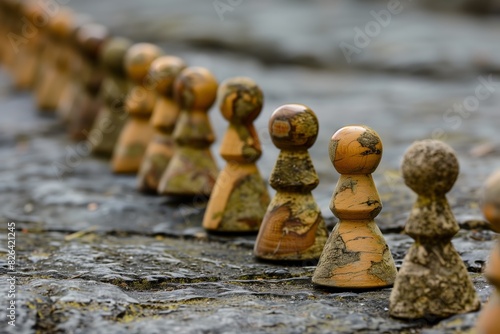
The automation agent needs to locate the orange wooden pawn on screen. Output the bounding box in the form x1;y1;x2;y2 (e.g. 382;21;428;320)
111;43;163;174
137;56;187;192
313;125;397;288
253;104;328;261
157;67;219;197
203;77;270;233
35;7;75;112
476;170;500;334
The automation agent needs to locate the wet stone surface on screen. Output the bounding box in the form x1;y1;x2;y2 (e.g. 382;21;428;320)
1;0;500;333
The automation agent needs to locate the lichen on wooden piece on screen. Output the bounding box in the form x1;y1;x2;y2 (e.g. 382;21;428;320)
389;139;480;319
111;43;163;174
203;77;270;233
158;67;219;197
254;104;327;261
312;125;397;289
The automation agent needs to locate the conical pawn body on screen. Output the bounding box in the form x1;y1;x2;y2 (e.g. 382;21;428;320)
138;98;179;192
204;162;269;232
112;86;156;173
254;151;327;260
312;174;396;288
389;198;480;318
476;170;500;333
90;37;132;157
476;244;500;334
158;109;218;196
89;78;129;157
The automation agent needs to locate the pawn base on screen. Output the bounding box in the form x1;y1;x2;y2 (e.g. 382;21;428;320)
137;133;174;193
390;242;480;319
254;191;328;261
312;220;396;289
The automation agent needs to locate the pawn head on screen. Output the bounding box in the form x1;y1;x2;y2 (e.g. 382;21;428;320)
402;139;459;196
481;170;500;232
48;7;75;41
218;77;263;123
76;23;109;62
174;67;218;110
269;104;318;151
124;43;163;83
329;125;382;175
147;56;187;96
100;37;132;75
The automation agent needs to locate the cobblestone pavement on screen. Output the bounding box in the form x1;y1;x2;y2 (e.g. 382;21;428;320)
1;0;500;333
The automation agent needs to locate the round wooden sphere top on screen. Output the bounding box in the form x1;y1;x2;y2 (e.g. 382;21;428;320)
269;104;318;151
148;56;187;96
401;139;459;197
329;125;382;175
218;77;263;123
23;1;47;23
76;23;109;60
100;37;132;75
174;67;218;111
482;170;500;232
48;7;75;40
124;43;163;83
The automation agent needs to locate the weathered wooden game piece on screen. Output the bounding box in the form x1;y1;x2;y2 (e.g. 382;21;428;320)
476;170;500;334
137;56;187;192
10;0;42;91
67;23;109;141
253;104;328;261
389;139;480;319
89;37;133;157
203;77;270;233
312;125;397;287
35;7;76;112
157;67;219;197
56;14;92;124
111;43;163;174
0;0;20;73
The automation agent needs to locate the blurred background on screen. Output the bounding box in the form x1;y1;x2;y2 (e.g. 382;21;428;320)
1;0;500;224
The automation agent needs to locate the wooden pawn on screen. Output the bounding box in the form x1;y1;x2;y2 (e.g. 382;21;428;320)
203;77;270;233
313;125;397;288
253;104;328;261
137;56;187;192
476;170;500;333
389;139;479;319
89;37;133;157
157;67;219;197
111;43;163;173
